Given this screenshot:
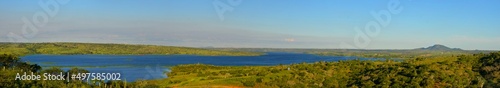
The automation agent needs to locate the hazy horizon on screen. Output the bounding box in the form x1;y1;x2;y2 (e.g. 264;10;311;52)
1;0;499;50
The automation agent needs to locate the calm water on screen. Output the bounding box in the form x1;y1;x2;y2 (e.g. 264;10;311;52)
21;52;381;82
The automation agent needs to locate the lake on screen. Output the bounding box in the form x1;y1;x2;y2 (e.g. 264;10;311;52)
21;52;382;82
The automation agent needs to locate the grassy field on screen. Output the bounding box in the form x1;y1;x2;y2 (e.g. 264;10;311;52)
0;42;263;56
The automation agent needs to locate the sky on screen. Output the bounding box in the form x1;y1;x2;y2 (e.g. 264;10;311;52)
0;0;499;50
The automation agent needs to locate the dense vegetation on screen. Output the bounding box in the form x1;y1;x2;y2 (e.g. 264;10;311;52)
0;43;262;56
1;54;91;87
141;52;500;88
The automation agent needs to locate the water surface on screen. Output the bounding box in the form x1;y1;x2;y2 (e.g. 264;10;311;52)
21;52;381;82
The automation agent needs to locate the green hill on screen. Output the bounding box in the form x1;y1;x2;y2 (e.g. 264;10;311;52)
414;44;463;51
0;42;262;56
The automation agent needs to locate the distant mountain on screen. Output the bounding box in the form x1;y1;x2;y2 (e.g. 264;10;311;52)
415;44;463;51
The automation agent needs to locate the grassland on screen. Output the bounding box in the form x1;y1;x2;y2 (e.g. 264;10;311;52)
0;42;263;56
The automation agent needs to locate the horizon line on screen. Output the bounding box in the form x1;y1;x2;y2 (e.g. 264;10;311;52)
1;41;498;51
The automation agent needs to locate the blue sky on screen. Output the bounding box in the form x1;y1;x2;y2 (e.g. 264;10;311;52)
1;0;499;50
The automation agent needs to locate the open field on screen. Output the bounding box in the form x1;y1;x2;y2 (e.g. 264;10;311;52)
0;43;262;56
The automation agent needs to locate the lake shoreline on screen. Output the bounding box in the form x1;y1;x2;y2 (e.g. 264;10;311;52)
21;52;382;82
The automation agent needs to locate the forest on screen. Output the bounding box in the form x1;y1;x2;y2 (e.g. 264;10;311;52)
1;51;499;87
0;43;262;56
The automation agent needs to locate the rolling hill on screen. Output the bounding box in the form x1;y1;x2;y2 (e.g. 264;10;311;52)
414;44;463;51
0;42;262;56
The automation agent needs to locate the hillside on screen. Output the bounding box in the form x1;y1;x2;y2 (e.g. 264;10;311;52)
414;44;463;51
0;43;262;56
